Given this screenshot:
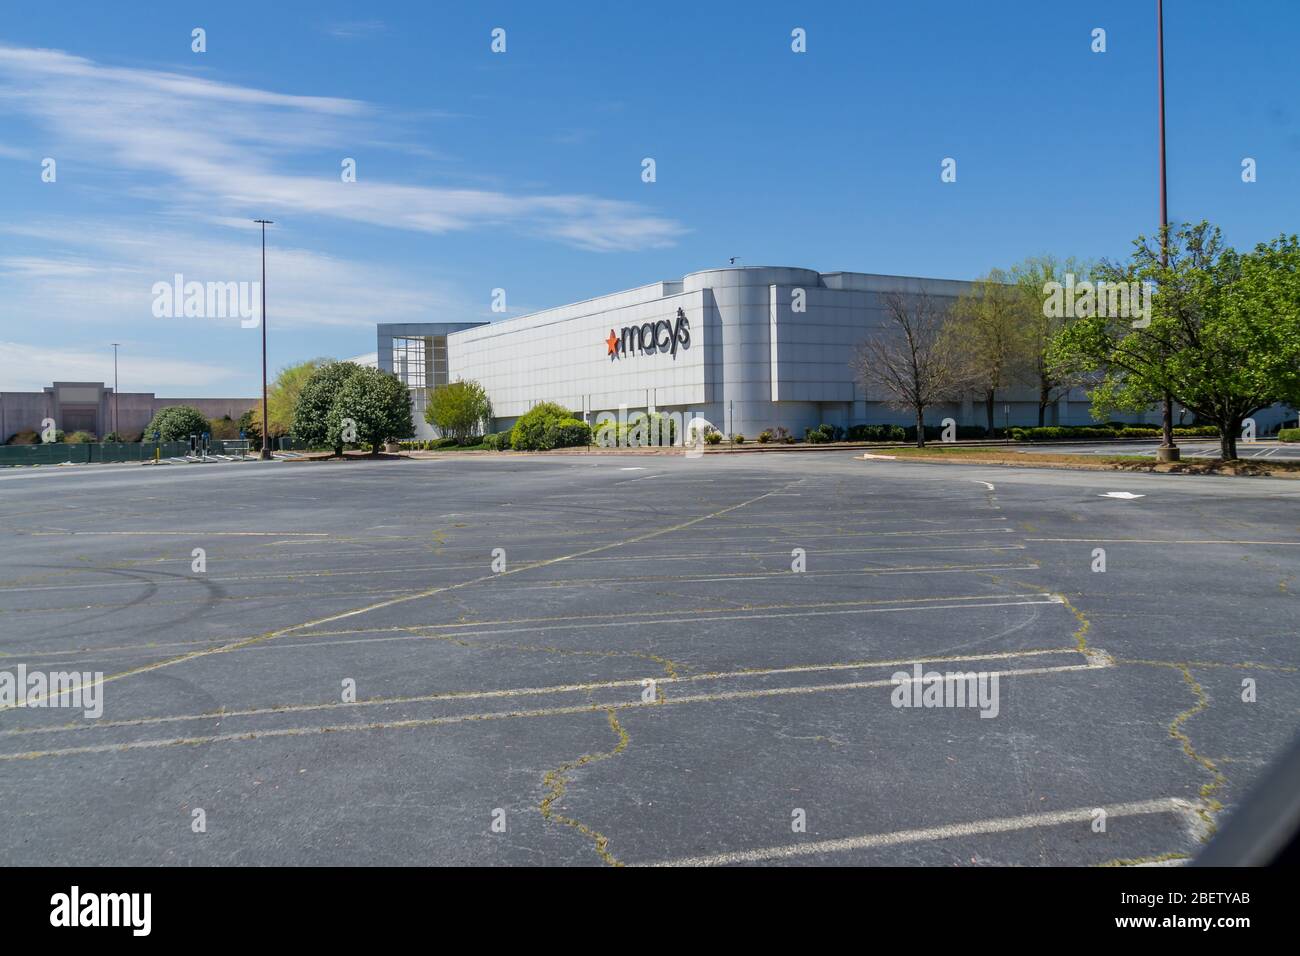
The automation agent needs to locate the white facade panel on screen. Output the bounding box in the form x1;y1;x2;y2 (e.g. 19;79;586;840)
381;265;1162;441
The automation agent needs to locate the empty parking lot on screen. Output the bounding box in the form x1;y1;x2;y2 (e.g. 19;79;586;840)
0;452;1296;865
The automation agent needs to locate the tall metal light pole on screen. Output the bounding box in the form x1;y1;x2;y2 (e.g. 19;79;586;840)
254;219;274;459
1155;0;1179;461
110;343;120;437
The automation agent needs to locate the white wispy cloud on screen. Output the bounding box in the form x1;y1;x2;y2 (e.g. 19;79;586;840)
0;43;682;252
0;219;468;331
324;20;388;40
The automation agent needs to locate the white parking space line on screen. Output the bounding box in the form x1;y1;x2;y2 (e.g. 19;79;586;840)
646;797;1197;866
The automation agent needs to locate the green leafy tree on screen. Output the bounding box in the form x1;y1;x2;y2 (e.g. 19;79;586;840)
208;416;240;440
425;379;493;444
254;358;329;438
944;269;1024;435
237;409;261;448
292;361;366;455
1050;222;1300;460
329;366;415;454
144;405;210;442
1009;255;1093;426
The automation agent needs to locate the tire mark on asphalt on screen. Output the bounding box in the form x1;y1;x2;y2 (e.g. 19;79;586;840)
1;479;797;715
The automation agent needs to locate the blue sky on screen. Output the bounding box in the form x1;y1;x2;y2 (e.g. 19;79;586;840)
1;0;1297;396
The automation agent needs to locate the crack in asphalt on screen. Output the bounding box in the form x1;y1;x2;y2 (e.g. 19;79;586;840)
538;709;629;867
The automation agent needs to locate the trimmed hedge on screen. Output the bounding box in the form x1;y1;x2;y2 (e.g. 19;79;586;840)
847;424;906;442
1008;425;1220;442
1279;428;1300;443
482;431;513;451
902;424;989;442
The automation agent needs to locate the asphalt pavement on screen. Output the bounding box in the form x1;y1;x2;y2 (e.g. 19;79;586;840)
0;452;1296;865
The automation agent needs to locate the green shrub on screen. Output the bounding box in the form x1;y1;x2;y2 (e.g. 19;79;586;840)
903;425;942;442
732;434;745;444
848;424;904;442
9;429;67;444
899;424;989;442
555;418;592;447
64;431;96;444
704;430;722;445
650;413;677;444
594;413;677;448
757;430;772;444
481;431;513;451
510;403;591;450
1008;424;1220;442
805;426;831;444
144;405;210;442
1278;428;1300;443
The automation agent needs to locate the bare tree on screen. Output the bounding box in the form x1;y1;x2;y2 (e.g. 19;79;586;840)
853;290;961;447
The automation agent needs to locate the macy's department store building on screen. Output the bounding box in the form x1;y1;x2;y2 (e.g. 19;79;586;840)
377;265;1154;442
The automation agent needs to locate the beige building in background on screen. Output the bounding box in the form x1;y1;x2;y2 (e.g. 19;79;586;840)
0;381;256;442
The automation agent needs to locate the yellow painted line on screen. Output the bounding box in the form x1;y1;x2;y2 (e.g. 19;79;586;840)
21;566;1005;615
495;563;1040;589
12;592;1053;660
260;598;1064;652
0;657;1108;760
0;546;1030;594
1;646;1082;737
645;797;1197;866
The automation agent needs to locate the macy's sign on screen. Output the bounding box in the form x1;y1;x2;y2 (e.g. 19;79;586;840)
606;307;690;360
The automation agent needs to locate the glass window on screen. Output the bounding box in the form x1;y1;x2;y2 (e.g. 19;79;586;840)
392;337;428;388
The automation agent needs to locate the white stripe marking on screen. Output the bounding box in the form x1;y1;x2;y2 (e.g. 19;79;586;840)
646;797;1195;866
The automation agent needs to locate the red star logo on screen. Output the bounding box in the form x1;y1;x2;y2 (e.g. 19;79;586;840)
606;330;619;357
